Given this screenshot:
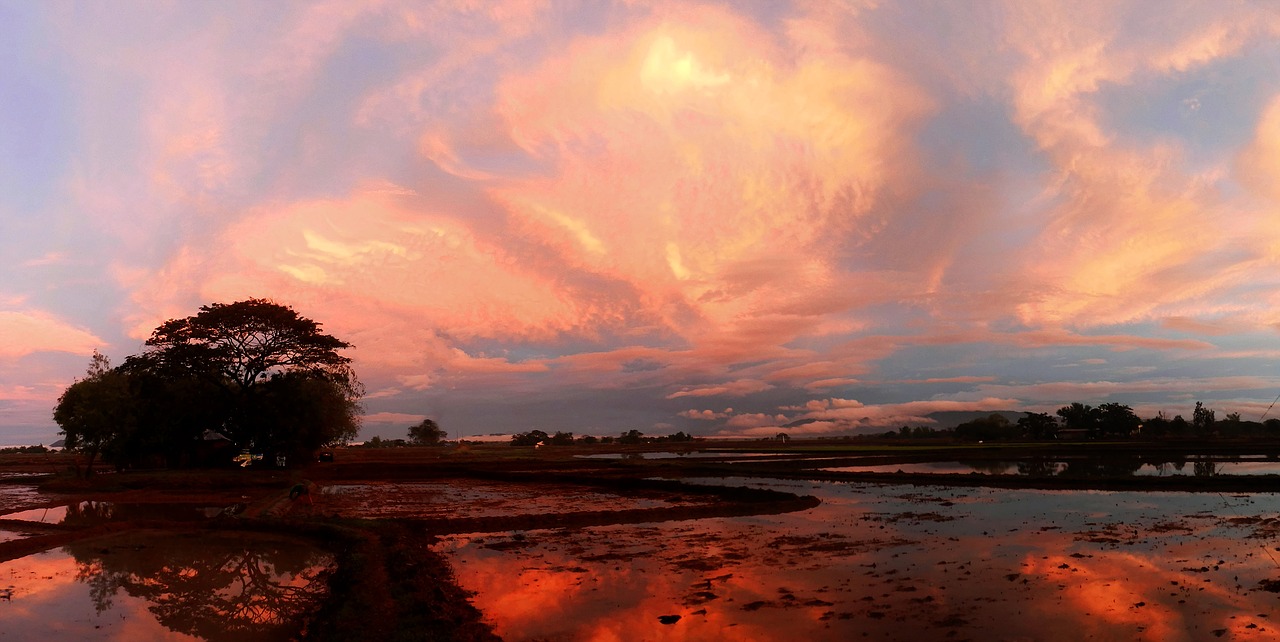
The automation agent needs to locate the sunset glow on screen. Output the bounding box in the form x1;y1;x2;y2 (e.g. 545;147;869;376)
4;2;1280;443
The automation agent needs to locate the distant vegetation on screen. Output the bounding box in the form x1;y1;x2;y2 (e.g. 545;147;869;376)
509;430;697;447
890;401;1280;442
53;299;361;474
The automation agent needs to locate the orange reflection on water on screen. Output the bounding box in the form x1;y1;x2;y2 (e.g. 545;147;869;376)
0;549;193;641
439;482;1280;641
0;531;332;641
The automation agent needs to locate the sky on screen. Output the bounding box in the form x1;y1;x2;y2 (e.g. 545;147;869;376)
4;1;1280;445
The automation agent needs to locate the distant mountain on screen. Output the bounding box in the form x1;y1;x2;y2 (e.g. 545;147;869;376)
922;410;1025;429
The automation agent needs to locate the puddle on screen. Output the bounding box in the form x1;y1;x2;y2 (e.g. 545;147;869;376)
0;530;333;641
437;477;1280;641
317;480;711;519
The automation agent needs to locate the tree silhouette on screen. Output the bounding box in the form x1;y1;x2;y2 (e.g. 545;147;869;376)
119;299;362;461
408;419;445;445
53;351;135;476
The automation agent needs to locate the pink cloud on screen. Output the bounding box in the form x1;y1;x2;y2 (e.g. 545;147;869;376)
678;409;729;421
666;379;774;399
362;412;428;425
892;376;998;385
488;4;934;348
1160;316;1245;336
0;311;102;360
991;3;1280;329
724;413;789;429
1236;95;1280;203
804;378;862;390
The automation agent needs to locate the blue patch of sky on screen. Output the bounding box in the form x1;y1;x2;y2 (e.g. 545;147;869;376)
917;96;1045;176
0;5;76;217
1094;51;1280;162
253;35;433;201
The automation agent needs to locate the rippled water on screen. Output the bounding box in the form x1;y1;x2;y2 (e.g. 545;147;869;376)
437;477;1280;641
0;482;43;515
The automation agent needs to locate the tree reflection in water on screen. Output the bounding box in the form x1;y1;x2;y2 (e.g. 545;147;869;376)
65;531;333;641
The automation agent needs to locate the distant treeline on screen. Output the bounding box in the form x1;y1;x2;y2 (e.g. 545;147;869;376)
891;401;1280;441
0;444;52;454
509;429;697;446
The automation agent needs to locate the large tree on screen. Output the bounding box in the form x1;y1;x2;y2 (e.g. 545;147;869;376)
123;299;362;460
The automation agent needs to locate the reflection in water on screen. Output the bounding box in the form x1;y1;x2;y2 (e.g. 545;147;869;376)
438;478;1280;641
0;531;332;641
1;501;229;525
823;454;1280;477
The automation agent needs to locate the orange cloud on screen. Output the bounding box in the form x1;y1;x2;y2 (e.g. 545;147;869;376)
666;379;774;399
488;5;933;344
0;310;102;360
361;412;427;425
1237;95;1280;203
996;3;1280;329
678;409;729;421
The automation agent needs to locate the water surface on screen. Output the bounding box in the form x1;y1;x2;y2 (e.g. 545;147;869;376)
0;530;333;641
437;477;1280;641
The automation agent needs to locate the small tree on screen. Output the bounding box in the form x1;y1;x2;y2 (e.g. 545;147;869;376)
408;419;445;446
1193;401;1215;436
53;351;135;476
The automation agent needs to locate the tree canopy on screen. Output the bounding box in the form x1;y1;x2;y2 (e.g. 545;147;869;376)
130;298;355;395
408;419;445;446
56;300;361;470
53;351;134;475
125;299;362;458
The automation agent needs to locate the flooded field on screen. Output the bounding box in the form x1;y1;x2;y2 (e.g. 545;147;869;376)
0;530;333;641
0;482;44;515
437;477;1280;641
7;445;1280;640
822;458;1280;477
317;480;715;519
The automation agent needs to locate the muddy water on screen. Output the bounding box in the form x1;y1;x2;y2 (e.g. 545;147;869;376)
0;531;333;641
436;478;1280;641
0;482;42;514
